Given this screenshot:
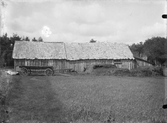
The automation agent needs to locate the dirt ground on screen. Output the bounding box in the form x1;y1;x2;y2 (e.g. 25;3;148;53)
2;73;167;123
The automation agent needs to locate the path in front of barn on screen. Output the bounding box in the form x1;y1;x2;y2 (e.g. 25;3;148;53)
3;75;69;123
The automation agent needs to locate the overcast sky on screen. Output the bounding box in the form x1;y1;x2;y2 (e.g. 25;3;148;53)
3;0;166;44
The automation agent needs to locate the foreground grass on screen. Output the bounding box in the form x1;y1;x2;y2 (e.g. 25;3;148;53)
50;76;167;122
5;75;167;123
7;76;69;123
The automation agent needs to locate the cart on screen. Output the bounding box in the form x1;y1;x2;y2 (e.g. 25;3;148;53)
18;66;54;76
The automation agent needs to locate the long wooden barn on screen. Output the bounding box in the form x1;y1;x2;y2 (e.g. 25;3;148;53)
12;41;134;72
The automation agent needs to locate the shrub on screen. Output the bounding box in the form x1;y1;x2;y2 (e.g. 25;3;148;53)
152;66;163;76
93;64;117;69
92;65;164;77
112;68;131;76
130;66;163;77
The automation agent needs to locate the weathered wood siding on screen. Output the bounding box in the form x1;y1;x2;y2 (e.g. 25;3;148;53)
135;59;152;68
14;59;67;72
121;60;134;70
14;59;134;72
66;59;115;72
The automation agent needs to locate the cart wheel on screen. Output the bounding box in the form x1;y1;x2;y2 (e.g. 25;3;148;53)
20;67;29;76
45;68;53;76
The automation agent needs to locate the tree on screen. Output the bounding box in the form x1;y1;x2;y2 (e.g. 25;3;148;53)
38;37;43;42
90;39;96;43
0;33;9;67
143;37;166;65
8;34;22;66
0;33;22;67
25;36;30;41
129;42;144;57
10;34;21;46
22;36;30;41
32;37;37;41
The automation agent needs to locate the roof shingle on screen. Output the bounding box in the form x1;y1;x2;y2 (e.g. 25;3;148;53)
12;41;134;60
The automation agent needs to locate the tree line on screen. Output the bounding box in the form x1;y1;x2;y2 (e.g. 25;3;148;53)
129;37;167;66
0;33;43;67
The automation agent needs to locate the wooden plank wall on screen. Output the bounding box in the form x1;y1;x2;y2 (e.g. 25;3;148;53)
68;59;115;72
136;59;152;68
121;60;134;70
14;59;66;71
14;59;135;72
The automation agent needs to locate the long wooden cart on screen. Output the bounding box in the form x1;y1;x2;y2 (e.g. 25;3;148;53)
18;66;54;76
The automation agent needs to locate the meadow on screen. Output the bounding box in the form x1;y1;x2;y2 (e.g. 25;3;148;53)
4;75;167;123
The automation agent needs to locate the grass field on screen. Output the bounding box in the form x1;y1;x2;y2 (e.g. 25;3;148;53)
5;75;167;123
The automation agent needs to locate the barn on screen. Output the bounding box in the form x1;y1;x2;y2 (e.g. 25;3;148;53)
12;41;134;72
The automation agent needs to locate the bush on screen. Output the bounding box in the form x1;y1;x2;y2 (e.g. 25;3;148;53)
93;64;117;69
112;66;163;77
139;68;152;76
92;65;164;77
130;66;163;77
112;68;131;76
152;66;163;76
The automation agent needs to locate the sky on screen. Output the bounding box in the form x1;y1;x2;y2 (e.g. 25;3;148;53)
1;0;167;44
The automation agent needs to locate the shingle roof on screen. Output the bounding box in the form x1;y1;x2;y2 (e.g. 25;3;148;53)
12;41;66;59
65;42;134;60
12;41;134;60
